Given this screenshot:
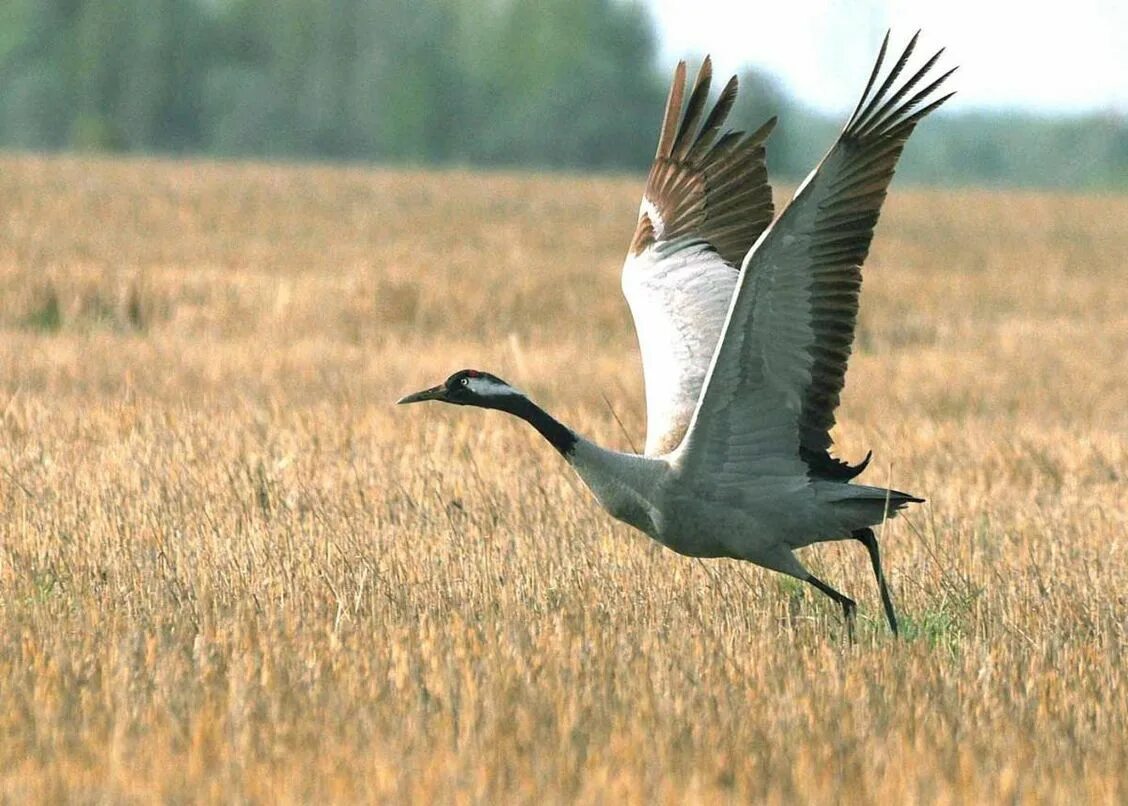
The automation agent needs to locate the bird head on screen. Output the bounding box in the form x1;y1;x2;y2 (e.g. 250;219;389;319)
397;369;521;410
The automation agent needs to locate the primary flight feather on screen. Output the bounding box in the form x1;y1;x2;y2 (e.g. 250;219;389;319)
399;32;954;636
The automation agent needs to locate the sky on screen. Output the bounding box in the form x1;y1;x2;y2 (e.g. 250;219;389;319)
645;0;1128;115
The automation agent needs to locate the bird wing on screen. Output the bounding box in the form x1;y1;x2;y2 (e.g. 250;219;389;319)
677;32;955;493
622;57;777;457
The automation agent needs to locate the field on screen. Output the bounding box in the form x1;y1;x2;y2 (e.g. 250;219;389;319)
0;153;1125;802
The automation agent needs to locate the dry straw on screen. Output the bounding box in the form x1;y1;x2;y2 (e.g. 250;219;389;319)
0;154;1125;801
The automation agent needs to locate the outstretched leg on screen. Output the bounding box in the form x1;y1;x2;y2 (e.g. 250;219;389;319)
854;527;899;636
806;574;857;641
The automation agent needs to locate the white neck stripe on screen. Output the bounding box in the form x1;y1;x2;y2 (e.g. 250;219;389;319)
466;376;516;397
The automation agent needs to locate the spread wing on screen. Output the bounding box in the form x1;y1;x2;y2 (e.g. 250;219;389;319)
622;57;777;456
678;32;955;492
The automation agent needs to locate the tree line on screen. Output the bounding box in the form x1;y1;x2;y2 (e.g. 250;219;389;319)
1;0;1124;188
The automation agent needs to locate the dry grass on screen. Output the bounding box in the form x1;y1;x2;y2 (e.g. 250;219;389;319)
0;153;1125;803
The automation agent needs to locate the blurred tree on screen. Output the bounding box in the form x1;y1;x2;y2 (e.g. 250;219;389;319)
0;0;78;148
445;0;663;168
0;0;1122;187
366;0;464;161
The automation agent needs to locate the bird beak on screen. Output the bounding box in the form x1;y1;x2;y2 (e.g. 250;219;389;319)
397;383;447;405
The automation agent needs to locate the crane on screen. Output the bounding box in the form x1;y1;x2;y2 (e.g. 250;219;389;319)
399;32;954;637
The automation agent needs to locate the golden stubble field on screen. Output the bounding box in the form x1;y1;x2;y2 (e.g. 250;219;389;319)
0;153;1125;802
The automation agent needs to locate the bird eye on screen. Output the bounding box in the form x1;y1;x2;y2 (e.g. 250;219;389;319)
460;378;469;386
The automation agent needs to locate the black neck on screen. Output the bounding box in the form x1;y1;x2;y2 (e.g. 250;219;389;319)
489;395;577;457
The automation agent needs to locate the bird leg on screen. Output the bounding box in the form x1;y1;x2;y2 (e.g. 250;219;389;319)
854;527;899;636
806;574;856;642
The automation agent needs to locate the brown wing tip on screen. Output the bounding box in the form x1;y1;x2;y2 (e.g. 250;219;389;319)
656;62;689;159
750;115;778;144
698;55;713;83
673;59;688;86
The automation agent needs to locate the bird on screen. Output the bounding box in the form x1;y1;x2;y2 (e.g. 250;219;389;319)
398;32;954;637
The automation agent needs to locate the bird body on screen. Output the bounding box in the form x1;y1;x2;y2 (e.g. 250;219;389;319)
572;433;912;571
399;33;954;636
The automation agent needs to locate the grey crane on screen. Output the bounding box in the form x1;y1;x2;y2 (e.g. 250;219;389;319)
399;33;954;636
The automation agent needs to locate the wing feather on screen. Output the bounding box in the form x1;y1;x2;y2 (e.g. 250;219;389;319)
672;61;718;160
624;58;777;456
678;33;955;489
655;62;687;159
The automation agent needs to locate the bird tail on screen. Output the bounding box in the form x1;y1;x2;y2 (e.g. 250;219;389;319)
825;483;925;526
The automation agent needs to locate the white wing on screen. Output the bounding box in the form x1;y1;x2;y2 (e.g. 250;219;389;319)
622;58;776;456
678;33;956;492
